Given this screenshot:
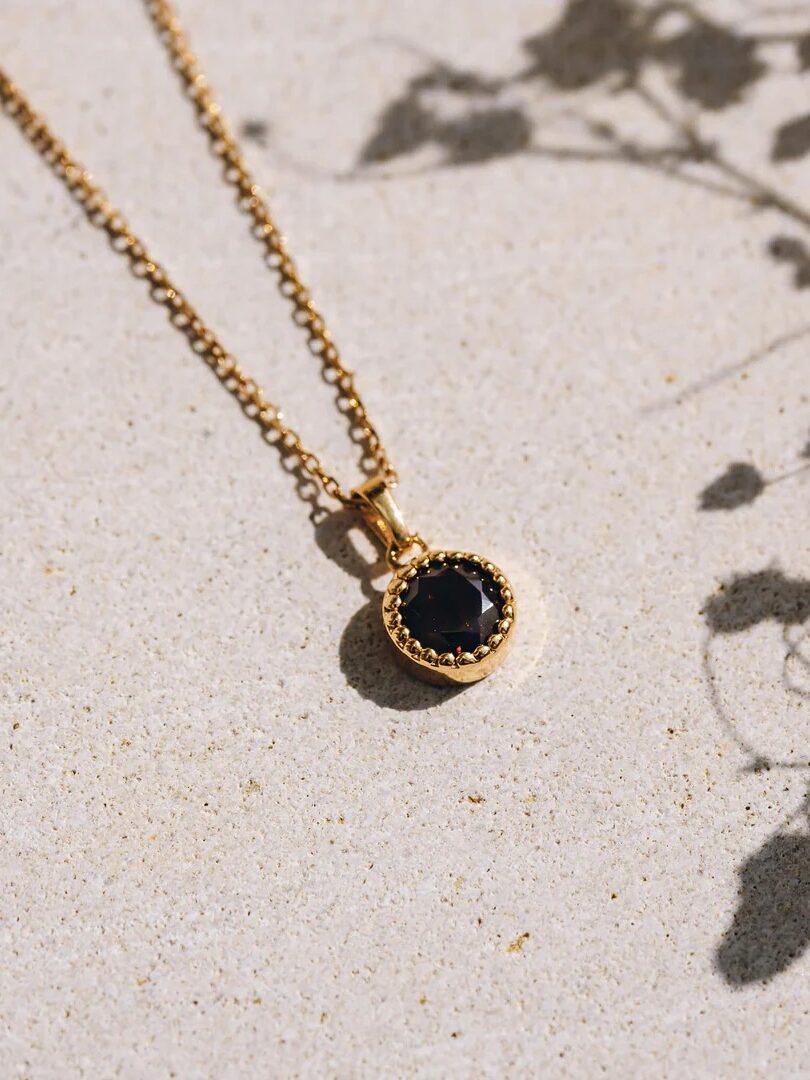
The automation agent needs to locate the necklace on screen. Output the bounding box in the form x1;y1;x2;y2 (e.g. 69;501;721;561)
0;0;516;685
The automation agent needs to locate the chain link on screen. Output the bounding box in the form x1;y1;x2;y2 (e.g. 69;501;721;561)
0;0;398;506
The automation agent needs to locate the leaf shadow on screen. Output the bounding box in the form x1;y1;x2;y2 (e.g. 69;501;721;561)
703;568;810;984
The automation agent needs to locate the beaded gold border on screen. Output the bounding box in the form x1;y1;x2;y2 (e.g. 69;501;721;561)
381;550;516;684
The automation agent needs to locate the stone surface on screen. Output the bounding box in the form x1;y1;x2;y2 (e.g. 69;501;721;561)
3;1;810;1076
399;559;502;655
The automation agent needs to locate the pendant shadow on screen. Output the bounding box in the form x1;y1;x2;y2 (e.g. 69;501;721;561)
314;509;464;711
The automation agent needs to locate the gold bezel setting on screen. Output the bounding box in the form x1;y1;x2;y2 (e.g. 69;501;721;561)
382;550;516;684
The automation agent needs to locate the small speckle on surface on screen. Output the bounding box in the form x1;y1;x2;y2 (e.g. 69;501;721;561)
507;933;530;954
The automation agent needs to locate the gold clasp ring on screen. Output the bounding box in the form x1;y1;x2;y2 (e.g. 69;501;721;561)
350;475;428;567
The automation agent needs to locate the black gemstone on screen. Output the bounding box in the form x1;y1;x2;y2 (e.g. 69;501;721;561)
399;559;503;656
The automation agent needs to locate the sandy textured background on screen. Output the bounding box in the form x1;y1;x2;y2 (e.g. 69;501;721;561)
3;0;810;1075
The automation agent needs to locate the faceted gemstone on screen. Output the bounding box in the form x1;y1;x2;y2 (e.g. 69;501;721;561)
399;559;503;656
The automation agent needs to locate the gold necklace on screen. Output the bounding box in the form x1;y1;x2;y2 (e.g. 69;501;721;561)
0;0;516;684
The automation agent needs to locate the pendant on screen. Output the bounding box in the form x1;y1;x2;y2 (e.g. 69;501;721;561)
352;477;516;684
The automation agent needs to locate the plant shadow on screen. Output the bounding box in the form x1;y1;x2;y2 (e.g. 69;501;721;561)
703;567;810;985
356;0;810;981
355;0;810;973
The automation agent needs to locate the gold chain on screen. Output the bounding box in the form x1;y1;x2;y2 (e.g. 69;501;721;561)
0;0;398;507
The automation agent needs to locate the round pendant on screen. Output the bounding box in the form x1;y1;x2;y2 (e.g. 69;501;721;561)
382;550;516;684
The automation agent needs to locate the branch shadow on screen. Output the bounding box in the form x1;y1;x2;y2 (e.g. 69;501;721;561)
355;0;810;301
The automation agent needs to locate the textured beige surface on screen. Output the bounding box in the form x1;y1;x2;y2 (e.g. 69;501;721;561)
3;1;810;1076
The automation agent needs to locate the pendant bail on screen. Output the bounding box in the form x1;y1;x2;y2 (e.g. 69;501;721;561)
350;475;426;565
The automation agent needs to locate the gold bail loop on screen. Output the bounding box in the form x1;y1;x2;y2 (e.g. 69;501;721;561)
351;475;426;565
